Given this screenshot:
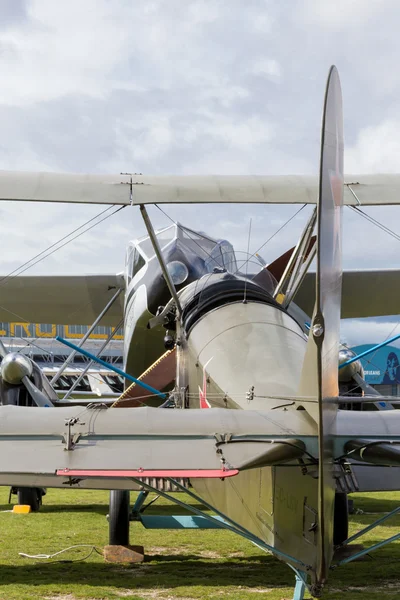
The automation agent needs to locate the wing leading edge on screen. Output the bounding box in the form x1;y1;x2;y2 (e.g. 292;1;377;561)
0;171;399;206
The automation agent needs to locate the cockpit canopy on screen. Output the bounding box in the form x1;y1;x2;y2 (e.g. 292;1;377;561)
124;223;277;296
125;224;237;283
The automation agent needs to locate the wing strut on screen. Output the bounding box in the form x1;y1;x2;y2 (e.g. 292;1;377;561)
140;204;182;315
50;287;123;386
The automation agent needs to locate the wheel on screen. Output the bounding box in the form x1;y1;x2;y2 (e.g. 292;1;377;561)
17;487;42;512
109;490;130;546
333;492;349;546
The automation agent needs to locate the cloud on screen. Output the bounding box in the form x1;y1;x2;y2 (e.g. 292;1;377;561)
300;0;391;28
251;58;282;82
346;120;400;173
342;316;400;348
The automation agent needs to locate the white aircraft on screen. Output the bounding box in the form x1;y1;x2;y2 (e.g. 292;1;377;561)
0;66;399;599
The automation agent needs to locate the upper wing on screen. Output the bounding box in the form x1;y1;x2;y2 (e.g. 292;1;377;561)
295;269;400;319
0;274;124;325
0;170;400;205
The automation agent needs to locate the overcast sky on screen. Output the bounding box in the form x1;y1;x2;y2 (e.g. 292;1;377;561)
0;0;399;345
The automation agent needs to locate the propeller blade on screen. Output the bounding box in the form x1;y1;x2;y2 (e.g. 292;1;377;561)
352;372;381;396
0;340;8;359
21;376;54;408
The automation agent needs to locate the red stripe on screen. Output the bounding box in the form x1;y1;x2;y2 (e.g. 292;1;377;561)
56;468;238;479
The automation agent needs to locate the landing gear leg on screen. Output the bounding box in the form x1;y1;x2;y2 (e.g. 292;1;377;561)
109;490;130;546
292;571;306;600
333;492;349;546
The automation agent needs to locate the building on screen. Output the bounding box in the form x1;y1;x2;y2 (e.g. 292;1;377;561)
0;321;123;362
0;321;125;398
351;344;400;397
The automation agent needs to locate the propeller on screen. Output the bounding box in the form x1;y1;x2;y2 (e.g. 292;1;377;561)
352;372;381;397
0;340;8;359
0;349;54;407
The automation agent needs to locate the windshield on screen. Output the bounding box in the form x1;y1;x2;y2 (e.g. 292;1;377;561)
133;223;268;279
136;224;176;259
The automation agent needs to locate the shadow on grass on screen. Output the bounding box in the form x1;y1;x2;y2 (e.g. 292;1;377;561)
2;540;400;596
0;555;295;590
26;501;211;517
350;496;400;514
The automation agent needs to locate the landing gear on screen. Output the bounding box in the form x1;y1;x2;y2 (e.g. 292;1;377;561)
16;487;45;512
333;492;349;546
108;490;130;546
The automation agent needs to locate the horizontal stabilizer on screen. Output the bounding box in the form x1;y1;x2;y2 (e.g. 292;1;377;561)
0;405;315;489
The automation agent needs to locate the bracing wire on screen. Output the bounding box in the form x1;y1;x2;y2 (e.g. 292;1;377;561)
0;205;116;288
0;205;126;289
0;205;126;324
346;205;400;390
349;205;400;244
234;204;306;275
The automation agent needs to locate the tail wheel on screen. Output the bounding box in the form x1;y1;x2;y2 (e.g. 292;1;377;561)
333;492;349;546
109;490;130;546
17;487;42;512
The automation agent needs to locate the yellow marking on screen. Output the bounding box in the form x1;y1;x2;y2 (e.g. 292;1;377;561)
35;324;57;338
64;325;84;339
276;293;285;305
10;323;31;337
1;322;124;341
111;327;124;340
12;505;31;514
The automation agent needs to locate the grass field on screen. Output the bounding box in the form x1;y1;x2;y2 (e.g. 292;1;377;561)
0;488;399;600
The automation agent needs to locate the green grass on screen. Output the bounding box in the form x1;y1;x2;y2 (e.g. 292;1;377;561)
0;488;399;599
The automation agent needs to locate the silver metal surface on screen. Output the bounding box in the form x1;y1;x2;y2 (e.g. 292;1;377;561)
1;353;32;384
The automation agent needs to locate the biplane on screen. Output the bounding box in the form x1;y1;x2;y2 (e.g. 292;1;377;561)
0;66;400;598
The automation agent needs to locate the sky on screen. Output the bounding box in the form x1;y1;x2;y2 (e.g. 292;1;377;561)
0;0;399;346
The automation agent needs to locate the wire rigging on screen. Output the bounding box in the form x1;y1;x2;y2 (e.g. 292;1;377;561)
0;205;116;288
346;205;400;392
0;205;126;325
349;205;400;244
0;205;125;288
234;204;306;275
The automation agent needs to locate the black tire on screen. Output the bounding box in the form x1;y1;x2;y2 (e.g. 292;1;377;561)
109;490;130;546
333;492;349;546
17;487;41;512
